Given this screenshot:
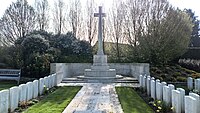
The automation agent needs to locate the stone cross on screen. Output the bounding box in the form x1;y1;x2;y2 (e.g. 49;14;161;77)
94;6;106;55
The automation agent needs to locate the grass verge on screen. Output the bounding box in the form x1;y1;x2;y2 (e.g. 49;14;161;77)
23;86;81;113
116;87;154;113
0;80;17;91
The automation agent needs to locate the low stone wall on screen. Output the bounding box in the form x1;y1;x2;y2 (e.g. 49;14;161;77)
0;73;58;113
140;75;200;113
50;63;149;81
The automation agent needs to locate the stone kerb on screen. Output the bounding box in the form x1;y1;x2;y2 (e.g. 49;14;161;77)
150;79;156;99
187;77;193;90
163;86;170;105
39;78;45;95
0;90;9;113
177;88;185;112
185;96;197;113
172;90;181;113
33;80;39;98
189;93;200;113
9;86;19;112
19;84;27;102
26;82;33;101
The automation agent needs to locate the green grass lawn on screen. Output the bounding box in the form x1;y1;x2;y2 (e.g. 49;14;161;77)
116;87;154;113
23;86;81;113
0;80;17;91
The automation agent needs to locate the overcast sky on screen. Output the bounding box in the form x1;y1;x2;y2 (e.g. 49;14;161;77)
0;0;199;19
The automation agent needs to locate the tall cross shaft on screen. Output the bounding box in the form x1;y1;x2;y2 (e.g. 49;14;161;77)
94;6;106;55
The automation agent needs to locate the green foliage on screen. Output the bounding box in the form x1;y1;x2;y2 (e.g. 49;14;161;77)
137;9;193;65
21;34;49;55
149;100;172;113
2;30;93;78
185;9;200;47
150;64;200;82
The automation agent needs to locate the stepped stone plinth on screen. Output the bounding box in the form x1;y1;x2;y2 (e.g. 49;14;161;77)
83;55;119;82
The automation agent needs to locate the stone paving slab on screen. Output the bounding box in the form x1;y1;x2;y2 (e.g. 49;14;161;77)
62;83;124;113
58;83;139;87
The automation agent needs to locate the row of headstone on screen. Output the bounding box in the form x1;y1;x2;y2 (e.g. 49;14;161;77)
0;73;57;113
140;75;200;113
187;77;200;91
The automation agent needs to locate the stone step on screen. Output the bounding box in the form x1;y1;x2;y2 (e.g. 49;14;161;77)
61;77;139;83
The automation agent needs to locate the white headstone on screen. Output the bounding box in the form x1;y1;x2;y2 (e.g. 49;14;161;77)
156;82;162;100
187;77;193;90
47;76;51;88
195;79;198;90
0;90;9;113
189;93;200;113
168;84;175;104
39;78;45;95
142;76;146;90
51;74;56;87
163;86;170;105
155;79;161;100
161;82;167;100
147;77;151;96
139;75;143;87
44;77;49;88
177;88;185;112
9;86;19;112
33;80;39;98
150;80;156;99
172;90;181;113
197;79;200;91
26;82;33;101
50;74;54;88
185;96;197;113
151;77;155;80
19;84;27;102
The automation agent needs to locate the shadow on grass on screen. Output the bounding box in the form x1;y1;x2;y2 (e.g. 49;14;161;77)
116;87;154;113
0;80;17;91
24;86;81;113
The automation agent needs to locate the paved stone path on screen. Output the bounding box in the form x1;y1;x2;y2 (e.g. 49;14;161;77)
62;83;124;113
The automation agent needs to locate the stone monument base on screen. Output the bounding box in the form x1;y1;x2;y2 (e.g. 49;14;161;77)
77;55;122;82
84;69;116;78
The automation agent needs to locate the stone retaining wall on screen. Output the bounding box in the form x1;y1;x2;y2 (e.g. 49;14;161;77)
50;63;149;81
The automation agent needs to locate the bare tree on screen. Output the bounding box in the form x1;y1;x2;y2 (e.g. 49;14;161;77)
34;0;49;31
0;0;36;45
53;0;66;34
85;0;97;44
122;0;193;64
109;1;126;61
69;0;82;38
